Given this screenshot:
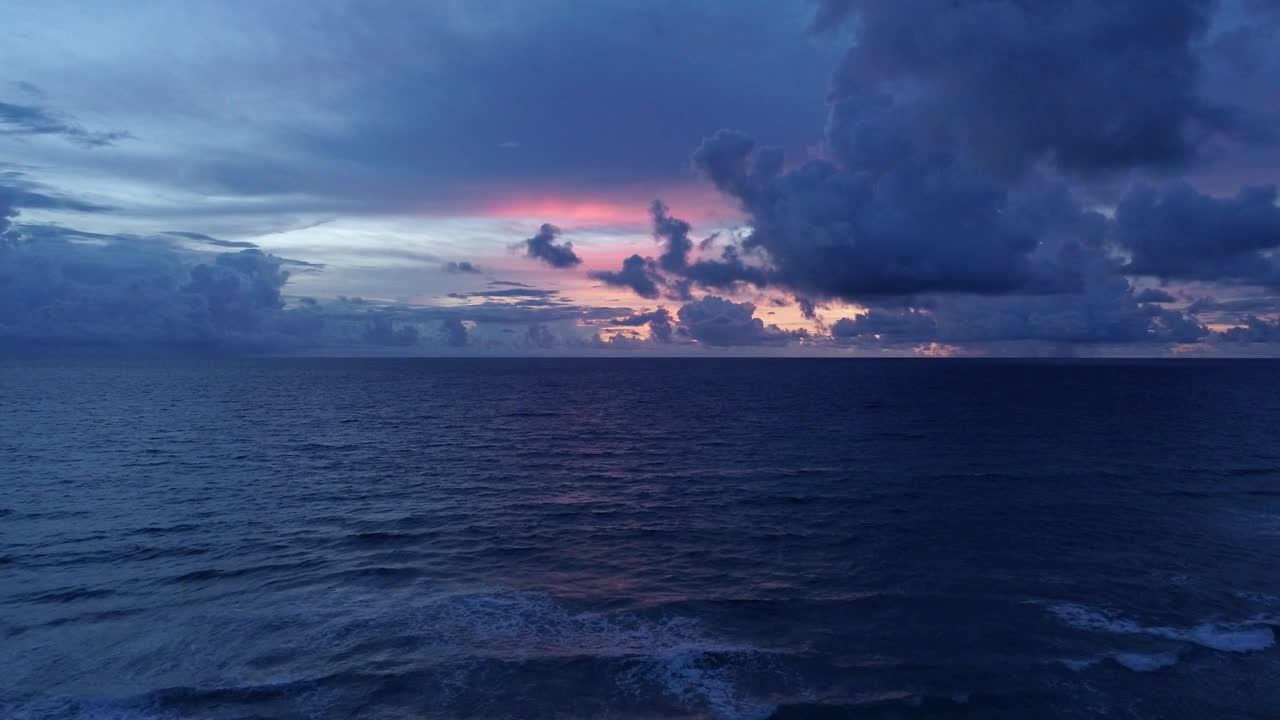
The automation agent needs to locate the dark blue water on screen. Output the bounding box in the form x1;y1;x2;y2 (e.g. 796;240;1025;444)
4;358;1280;719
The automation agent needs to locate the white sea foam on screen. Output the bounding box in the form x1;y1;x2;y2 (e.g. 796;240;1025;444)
1061;650;1180;673
642;649;777;720
1058;657;1101;672
406;590;752;660
1112;651;1180;672
385;590;775;720
1046;602;1275;653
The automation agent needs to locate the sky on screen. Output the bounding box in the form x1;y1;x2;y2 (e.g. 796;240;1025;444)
2;0;1280;356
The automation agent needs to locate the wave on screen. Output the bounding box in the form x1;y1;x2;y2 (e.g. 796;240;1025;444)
1046;602;1276;653
161;559;323;585
363;590;780;719
0;697;179;720
1060;649;1181;673
7;591;783;720
130;524;199;536
12;586;116;604
338;530;440;547
1112;651;1180;672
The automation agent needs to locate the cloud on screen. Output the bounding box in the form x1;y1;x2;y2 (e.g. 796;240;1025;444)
692;128;1045;298
610;308;674;343
0;214;637;352
0;188;14;236
1113;183;1280;287
820;212;1213;350
651;200;693;272
17;1;831;216
1187;294;1280;315
525;323;556;349
362;316;419;346
448;288;559;300
0;100;131;148
590;254;661;299
1217;315;1280;342
1;171;115;213
439;318;469;346
682;245;770;293
829;280;1208;349
584;202;770;301
183;249;290;336
1134;288;1177;304
667;1;1280;351
7;1;1280;355
814;0;1242;175
522;223;582;268
444;260;482;274
676;295;797;346
268;1;833;193
160;231;259;249
0;225;289;348
832;310;937;344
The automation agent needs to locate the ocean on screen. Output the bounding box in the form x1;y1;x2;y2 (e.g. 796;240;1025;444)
3;357;1280;719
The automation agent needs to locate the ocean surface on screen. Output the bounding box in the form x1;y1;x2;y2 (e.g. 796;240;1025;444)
3;357;1280;719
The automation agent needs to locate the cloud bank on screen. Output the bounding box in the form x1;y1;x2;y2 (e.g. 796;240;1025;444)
533;0;1280;354
3;0;1280;355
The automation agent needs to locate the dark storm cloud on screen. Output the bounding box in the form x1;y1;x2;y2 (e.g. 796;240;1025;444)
522;223;581;269
682;246;770;293
444;261;482;274
676;296;798;346
610;308;674;343
583;203;769;302
662;0;1280;350
438;318;469;347
1113;183;1280;287
832;310;938;344
692;128;1046;298
183;250;291;336
830;284;1208;349
942;292;1205;345
652;200;692;273
821;205;1214;350
814;0;1237;175
0;226;290;348
591;255;661;299
1217;315;1280;342
0;100;131;148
